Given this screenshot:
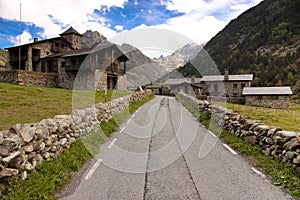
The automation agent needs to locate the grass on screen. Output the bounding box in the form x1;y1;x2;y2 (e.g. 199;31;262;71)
177;96;300;199
0;82;131;130
216;101;300;132
1;94;154;200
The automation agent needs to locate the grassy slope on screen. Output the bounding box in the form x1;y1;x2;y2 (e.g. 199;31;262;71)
223;102;300;132
0;82;131;130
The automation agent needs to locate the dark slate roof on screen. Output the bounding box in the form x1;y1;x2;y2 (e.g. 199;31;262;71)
200;74;253;82
242;87;293;95
164;78;201;85
61;48;92;57
60;27;82;36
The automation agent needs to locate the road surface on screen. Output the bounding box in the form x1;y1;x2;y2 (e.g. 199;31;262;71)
59;96;294;200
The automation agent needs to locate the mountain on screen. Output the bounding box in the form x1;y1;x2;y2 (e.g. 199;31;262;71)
81;30;107;48
156;43;202;73
178;0;300;88
120;43;154;71
119;43;163;88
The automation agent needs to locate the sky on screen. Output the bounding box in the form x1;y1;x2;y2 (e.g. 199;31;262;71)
0;0;263;57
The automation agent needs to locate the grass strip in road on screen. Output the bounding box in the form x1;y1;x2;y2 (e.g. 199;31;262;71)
1;94;154;200
176;96;300;199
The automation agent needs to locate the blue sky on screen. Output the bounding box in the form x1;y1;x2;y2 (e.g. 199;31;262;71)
0;0;262;53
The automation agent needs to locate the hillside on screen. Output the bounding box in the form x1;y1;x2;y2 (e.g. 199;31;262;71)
81;30;107;48
179;0;300;88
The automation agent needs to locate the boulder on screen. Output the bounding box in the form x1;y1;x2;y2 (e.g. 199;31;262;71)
19;125;35;142
0;168;19;179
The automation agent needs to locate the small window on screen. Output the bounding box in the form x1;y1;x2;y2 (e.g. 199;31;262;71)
233;83;237;88
241;83;246;89
214;84;218;92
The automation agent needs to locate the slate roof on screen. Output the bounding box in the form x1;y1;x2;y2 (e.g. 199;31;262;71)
60;27;82;36
164;78;201;85
200;74;253;82
242;87;293;95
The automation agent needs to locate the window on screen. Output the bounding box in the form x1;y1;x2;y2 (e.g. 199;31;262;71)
214;84;218;92
233;83;237;88
241;83;246;89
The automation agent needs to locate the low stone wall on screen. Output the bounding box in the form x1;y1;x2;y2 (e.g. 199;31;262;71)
177;92;300;174
0;90;152;180
0;70;58;87
245;95;290;109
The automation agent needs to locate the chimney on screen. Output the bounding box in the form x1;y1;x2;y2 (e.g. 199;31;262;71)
191;76;195;84
224;70;229;81
34;38;38;43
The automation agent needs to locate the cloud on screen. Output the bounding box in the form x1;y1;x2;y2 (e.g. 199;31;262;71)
115;25;124;31
9;30;33;45
0;0;128;39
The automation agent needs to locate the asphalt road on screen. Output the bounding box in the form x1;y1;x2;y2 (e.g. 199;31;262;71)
60;96;294;200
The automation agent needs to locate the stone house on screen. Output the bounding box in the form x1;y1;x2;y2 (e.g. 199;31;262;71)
242;87;293;109
3;27;128;90
195;71;253;103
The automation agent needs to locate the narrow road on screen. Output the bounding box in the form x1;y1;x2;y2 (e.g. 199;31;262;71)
60;96;294;200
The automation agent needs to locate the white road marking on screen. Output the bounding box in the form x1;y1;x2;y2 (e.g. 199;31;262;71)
108;138;117;149
85;159;102;180
132;113;136;118
223;144;238;155
208;131;217;138
120;127;125;133
126;118;131;124
251;167;266;178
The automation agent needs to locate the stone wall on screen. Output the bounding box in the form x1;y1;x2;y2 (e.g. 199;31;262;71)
245;95;290;109
0;90;152;180
0;70;58;87
177;92;300;174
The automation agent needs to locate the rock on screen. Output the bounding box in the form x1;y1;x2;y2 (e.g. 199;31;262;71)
0;146;10;157
0;131;3;144
267;127;278;137
245;136;257;145
35;127;49;140
2;151;21;164
24;162;34;171
0;168;19;179
265;137;273;144
24;144;34;153
19;125;35;142
59;138;67;146
21;170;27;180
276;131;297;138
286;151;296;160
3;134;22;151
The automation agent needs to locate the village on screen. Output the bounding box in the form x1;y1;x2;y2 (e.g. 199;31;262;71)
0;27;293;110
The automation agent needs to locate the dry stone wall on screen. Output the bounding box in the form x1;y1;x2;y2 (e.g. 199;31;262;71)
177;92;300;174
0;90;152;180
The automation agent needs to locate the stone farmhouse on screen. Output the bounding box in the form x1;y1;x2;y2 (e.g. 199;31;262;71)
163;71;293;109
2;27;128;90
243;87;293;109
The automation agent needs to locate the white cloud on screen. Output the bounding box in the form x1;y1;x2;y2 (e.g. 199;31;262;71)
115;25;124;31
0;0;128;39
9;30;33;45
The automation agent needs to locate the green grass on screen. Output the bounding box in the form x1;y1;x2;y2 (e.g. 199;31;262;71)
0;82;131;130
1;94;154;200
177;96;300;199
217;101;300;132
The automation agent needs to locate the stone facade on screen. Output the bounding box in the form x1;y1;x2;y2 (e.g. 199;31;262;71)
3;27;129;91
177;91;300;175
245;95;290;109
0;90;153;180
0;70;58;87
